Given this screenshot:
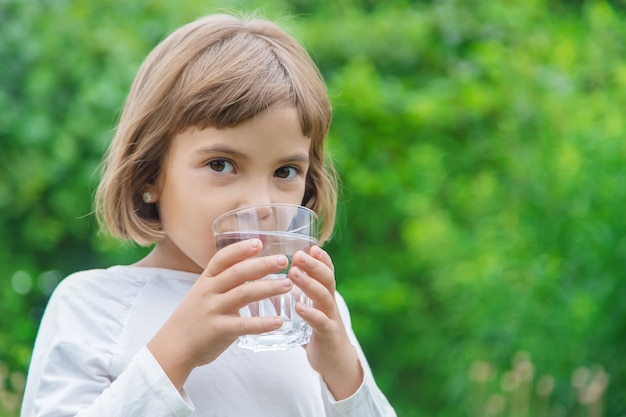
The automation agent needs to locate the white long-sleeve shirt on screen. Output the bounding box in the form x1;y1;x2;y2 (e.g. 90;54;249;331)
21;266;396;417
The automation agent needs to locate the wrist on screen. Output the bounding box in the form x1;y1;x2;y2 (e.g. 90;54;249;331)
147;336;194;392
320;346;364;401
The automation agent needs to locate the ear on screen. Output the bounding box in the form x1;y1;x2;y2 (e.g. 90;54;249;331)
143;183;160;204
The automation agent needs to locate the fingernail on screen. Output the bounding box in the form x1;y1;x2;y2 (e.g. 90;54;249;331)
291;267;304;280
282;278;292;287
297;251;308;265
272;317;283;327
250;239;261;248
277;255;288;267
313;245;325;256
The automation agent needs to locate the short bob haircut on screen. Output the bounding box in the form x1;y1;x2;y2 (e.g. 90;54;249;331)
96;13;338;246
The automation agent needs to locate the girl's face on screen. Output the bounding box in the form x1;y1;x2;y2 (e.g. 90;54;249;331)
145;105;311;273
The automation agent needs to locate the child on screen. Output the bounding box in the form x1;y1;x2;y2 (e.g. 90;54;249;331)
21;13;396;417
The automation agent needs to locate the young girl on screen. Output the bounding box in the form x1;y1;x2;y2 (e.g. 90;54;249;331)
21;13;396;417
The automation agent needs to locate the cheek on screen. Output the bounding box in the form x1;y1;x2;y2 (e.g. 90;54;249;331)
159;197;221;256
199;239;219;268
182;217;219;263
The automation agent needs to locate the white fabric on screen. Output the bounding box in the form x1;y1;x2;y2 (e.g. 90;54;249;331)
21;266;396;417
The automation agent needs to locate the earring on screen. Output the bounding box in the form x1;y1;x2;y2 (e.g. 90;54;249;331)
142;192;153;203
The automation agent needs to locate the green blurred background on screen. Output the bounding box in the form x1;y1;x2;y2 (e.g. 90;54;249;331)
2;0;626;415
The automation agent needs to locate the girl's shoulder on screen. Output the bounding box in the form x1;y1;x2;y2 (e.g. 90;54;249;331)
55;265;198;295
52;267;149;300
49;266;198;313
42;268;147;324
40;266;194;341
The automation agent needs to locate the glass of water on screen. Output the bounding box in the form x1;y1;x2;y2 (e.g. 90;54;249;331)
212;204;319;352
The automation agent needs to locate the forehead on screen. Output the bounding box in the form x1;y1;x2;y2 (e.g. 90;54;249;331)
169;105;311;163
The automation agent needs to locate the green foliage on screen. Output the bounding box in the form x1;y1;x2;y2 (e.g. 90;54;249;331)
1;0;626;416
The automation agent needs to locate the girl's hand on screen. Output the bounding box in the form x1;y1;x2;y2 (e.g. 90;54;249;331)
148;238;292;391
289;246;364;400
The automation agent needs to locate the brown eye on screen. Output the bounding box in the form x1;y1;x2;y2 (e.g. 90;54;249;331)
208;160;234;173
275;166;298;179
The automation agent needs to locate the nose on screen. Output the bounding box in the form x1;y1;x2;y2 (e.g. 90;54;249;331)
232;203;277;232
239;179;273;208
234;181;278;229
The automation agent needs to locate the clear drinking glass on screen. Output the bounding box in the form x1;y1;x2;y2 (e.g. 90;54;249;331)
212;204;319;352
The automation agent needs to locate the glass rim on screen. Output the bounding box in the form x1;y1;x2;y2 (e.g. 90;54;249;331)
212;203;319;233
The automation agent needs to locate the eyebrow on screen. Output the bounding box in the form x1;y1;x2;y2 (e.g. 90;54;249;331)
277;153;310;165
193;145;309;165
193;145;247;159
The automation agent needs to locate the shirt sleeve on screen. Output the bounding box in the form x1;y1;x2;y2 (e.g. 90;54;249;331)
20;271;193;417
320;293;397;417
73;347;193;417
321;372;397;417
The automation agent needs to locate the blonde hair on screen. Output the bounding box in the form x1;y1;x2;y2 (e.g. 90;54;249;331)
96;13;337;246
